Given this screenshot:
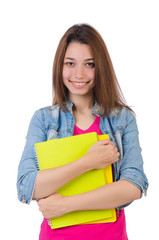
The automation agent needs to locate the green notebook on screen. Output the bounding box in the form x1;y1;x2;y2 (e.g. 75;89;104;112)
34;132;113;229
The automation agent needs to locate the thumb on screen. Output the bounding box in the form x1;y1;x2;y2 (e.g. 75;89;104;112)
98;139;110;145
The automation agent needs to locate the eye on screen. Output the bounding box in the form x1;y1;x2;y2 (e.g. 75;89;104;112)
65;62;74;66
86;62;95;68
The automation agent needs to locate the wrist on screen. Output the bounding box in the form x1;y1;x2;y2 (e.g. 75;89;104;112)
77;153;92;172
64;195;77;213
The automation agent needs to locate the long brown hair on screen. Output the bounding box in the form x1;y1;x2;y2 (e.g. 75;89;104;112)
52;23;133;116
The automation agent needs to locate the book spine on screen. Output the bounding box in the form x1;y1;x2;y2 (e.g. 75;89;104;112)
34;145;54;228
34;145;40;171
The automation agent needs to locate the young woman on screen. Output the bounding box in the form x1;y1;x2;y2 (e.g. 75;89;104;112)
17;24;148;239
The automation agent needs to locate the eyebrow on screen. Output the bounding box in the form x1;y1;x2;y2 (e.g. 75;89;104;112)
64;57;94;61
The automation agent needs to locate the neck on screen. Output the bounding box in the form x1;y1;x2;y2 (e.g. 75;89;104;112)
69;94;94;113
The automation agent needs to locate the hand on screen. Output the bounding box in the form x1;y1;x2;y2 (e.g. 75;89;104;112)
37;193;69;219
86;139;120;170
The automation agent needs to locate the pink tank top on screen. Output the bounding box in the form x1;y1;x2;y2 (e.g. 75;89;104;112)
39;116;128;240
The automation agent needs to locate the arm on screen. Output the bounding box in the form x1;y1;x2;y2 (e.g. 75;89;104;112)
118;109;149;200
38;180;141;219
17;110;46;204
33;154;90;199
65;180;141;212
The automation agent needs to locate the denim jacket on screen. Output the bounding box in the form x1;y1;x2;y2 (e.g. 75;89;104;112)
17;99;148;209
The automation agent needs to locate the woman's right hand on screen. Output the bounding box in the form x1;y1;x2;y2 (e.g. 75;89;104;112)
85;139;120;170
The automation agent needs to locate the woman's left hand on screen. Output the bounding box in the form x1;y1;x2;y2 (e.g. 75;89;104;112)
37;193;69;219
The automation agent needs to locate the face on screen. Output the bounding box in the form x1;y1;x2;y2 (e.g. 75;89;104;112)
62;42;95;99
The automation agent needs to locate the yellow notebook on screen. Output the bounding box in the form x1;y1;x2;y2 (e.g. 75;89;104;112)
35;132;116;229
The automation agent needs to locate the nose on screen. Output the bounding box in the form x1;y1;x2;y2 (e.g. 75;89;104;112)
75;65;84;79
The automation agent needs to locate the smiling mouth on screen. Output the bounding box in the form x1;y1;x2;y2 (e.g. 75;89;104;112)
69;80;90;86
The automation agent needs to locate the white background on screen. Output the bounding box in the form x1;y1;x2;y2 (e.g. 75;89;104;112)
0;0;158;239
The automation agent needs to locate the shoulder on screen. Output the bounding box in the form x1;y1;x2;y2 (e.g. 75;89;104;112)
33;104;61;119
104;107;136;131
110;107;135;120
31;104;66;130
34;104;61;119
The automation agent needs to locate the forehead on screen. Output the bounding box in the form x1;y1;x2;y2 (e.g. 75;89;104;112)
65;42;94;59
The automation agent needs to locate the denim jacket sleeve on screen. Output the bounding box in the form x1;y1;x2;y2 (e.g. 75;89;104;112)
17;109;47;204
117;109;148;202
